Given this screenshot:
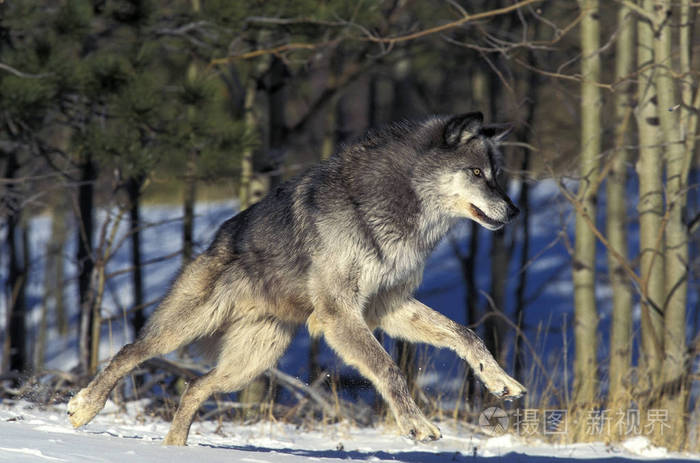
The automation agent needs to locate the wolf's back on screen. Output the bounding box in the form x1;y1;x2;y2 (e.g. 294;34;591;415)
204;117;443;289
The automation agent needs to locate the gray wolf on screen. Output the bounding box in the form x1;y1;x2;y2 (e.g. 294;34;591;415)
67;112;525;445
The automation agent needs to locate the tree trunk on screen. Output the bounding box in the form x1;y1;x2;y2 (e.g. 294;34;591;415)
451;223;479;411
89;259;103;375
35;253;50;371
177;75;199;398
606;3;634;421
635;0;665;387
182;150;197;264
513;156;529;380
482;58;509;365
183;30;201;265
514;58;539;381
237;76;258;211
572;0;601;417
653;0;690;448
465;222;479;403
18;217;30;369
53;201;69;337
77;155;96;374
679;0;700;181
5;152;28;375
36;202;68;369
464;226;479;340
486;224;507;364
320;64;339;163
127;176;146;338
267;56;287;191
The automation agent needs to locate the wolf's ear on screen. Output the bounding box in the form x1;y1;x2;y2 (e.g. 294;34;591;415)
479;124;513;144
443;112;483;146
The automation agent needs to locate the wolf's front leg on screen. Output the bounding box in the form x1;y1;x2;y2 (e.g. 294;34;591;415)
314;305;441;441
378;298;526;399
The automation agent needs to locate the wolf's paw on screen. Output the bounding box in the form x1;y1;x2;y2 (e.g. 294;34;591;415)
398;413;442;442
482;372;526;401
66;388;105;428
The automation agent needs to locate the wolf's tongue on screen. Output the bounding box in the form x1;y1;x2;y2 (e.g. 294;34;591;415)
469;203;502;228
469;203;489;221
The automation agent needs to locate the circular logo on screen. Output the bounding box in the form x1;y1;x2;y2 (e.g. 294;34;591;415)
479;406;509;434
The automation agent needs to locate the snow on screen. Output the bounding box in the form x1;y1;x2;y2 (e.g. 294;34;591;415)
0;400;698;462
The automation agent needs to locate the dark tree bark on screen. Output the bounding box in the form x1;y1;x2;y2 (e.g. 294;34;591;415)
513;149;531;380
483;59;509;365
182;150;196;264
5;152;28;374
127;176;146;337
466;224;480;334
485;227;508;363
267;56;288;191
514;58;539;380
77;155;96;374
451;222;480;407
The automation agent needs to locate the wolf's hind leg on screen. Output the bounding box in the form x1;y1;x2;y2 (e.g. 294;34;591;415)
67;335;179;428
68;256;227;428
378;298;526;399
163;315;295;446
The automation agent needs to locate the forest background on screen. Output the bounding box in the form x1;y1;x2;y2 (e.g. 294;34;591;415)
1;0;699;452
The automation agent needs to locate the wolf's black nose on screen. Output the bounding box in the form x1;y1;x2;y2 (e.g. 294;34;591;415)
507;204;520;220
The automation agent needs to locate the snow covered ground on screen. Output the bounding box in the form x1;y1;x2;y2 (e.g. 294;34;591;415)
1;400;697;462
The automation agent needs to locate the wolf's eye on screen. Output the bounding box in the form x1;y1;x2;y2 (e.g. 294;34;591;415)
472;168;481;177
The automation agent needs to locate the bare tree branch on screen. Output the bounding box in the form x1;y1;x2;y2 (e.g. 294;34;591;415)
364;0;544;45
0;62;50;79
209;0;545;65
245;16;348;27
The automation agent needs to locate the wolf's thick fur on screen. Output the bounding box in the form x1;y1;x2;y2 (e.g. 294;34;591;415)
67;113;525;445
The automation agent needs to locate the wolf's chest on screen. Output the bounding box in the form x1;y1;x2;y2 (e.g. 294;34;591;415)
359;242;426;291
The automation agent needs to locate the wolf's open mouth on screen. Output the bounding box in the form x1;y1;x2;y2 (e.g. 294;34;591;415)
469;203;504;228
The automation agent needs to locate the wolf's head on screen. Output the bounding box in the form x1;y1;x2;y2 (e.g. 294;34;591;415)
416;112;519;231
